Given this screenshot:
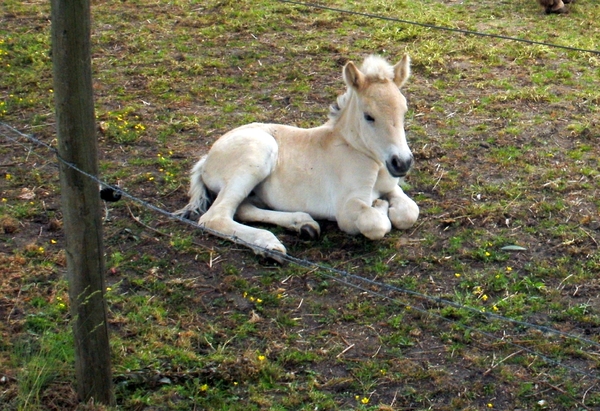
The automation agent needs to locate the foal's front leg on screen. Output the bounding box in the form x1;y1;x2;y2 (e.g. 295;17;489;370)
386;185;419;230
337;196;392;240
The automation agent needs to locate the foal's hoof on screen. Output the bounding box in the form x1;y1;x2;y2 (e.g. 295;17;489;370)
256;247;287;264
299;224;320;240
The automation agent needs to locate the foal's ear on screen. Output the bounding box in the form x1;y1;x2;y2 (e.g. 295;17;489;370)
343;61;365;90
393;54;411;88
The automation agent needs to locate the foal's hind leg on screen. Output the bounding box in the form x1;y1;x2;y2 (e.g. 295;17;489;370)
200;178;288;258
198;129;287;258
236;201;321;239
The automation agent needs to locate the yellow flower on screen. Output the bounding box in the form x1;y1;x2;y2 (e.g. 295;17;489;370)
454;273;461;278
482;294;488;302
361;397;369;404
487;403;493;408
38;247;44;253
256;298;263;303
506;266;512;272
485;251;490;257
5;173;11;180
200;384;208;391
51;239;57;244
258;355;266;361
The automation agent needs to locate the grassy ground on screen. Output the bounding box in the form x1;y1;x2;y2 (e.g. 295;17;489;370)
1;0;599;410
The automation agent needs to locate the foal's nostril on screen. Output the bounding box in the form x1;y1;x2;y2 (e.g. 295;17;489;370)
386;154;413;177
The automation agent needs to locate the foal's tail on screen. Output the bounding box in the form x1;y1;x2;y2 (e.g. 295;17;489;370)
173;156;214;220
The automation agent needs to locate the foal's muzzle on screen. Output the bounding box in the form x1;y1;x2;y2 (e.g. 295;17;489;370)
386;154;413;178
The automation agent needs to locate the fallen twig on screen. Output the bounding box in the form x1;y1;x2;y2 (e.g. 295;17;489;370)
484;349;523;375
336;343;355;358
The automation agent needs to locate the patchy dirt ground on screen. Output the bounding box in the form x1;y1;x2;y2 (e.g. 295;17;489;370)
1;0;600;410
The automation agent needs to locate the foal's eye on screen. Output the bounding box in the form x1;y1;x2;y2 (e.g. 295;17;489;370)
364;113;375;123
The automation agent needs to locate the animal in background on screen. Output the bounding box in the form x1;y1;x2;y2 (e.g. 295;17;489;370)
538;0;575;14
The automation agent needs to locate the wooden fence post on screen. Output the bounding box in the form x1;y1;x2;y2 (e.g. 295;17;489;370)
51;0;115;405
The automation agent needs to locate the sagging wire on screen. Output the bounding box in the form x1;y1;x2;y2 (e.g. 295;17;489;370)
1;121;599;382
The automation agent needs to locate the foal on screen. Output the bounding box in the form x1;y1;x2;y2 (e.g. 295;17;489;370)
176;55;419;259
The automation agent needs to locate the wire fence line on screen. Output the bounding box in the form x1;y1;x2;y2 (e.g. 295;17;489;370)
1;121;599;381
277;0;600;56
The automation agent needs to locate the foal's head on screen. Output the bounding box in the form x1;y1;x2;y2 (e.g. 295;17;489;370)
333;55;413;178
